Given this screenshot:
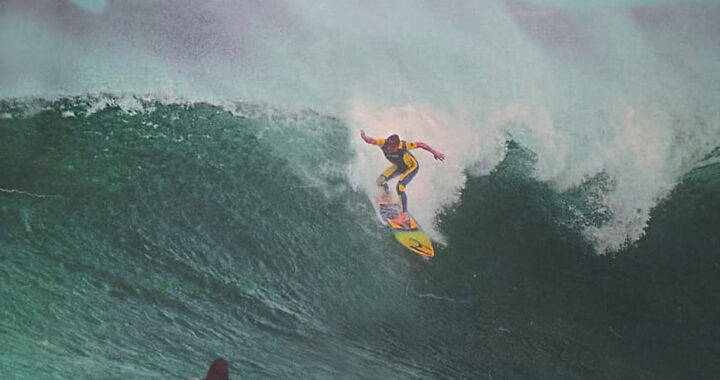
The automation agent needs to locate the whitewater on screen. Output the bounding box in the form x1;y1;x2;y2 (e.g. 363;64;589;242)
2;0;720;378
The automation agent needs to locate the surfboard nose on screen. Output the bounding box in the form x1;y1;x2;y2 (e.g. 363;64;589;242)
394;230;435;257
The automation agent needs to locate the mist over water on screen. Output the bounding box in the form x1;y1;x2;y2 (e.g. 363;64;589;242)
2;2;720;250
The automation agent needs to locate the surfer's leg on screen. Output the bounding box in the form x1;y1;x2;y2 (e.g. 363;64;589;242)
396;161;419;212
376;165;398;195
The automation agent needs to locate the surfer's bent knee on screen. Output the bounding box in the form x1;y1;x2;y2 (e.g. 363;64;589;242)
398;164;419;187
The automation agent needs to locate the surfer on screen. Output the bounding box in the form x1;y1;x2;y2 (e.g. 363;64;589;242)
360;130;445;224
190;358;229;380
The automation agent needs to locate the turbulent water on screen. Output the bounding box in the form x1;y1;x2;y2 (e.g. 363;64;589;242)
2;1;720;379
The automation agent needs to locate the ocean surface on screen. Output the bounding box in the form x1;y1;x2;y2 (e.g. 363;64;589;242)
2;1;720;379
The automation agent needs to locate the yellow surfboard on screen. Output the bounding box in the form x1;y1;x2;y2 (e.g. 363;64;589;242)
374;195;435;257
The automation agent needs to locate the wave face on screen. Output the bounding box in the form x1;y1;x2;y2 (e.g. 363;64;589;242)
2;0;720;378
1;97;720;378
3;0;720;253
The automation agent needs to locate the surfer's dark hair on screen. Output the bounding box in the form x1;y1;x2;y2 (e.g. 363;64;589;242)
386;134;400;146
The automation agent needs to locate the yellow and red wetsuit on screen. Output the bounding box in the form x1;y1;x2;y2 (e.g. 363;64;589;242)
374;138;420;213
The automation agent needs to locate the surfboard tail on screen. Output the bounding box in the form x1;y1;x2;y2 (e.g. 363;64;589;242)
373;192;435;258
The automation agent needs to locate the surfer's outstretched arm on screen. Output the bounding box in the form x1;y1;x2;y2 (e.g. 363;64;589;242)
360;130;378;145
417;142;446;161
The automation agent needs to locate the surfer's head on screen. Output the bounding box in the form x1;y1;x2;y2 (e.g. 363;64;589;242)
203;358;229;380
385;134;400;152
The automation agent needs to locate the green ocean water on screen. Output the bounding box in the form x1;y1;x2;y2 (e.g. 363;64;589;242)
1;97;719;379
3;0;720;378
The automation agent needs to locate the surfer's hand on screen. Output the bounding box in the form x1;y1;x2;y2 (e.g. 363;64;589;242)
360;130;371;143
434;152;446;161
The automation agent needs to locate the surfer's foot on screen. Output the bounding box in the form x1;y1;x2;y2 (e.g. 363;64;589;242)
376;193;393;204
390;212;410;225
